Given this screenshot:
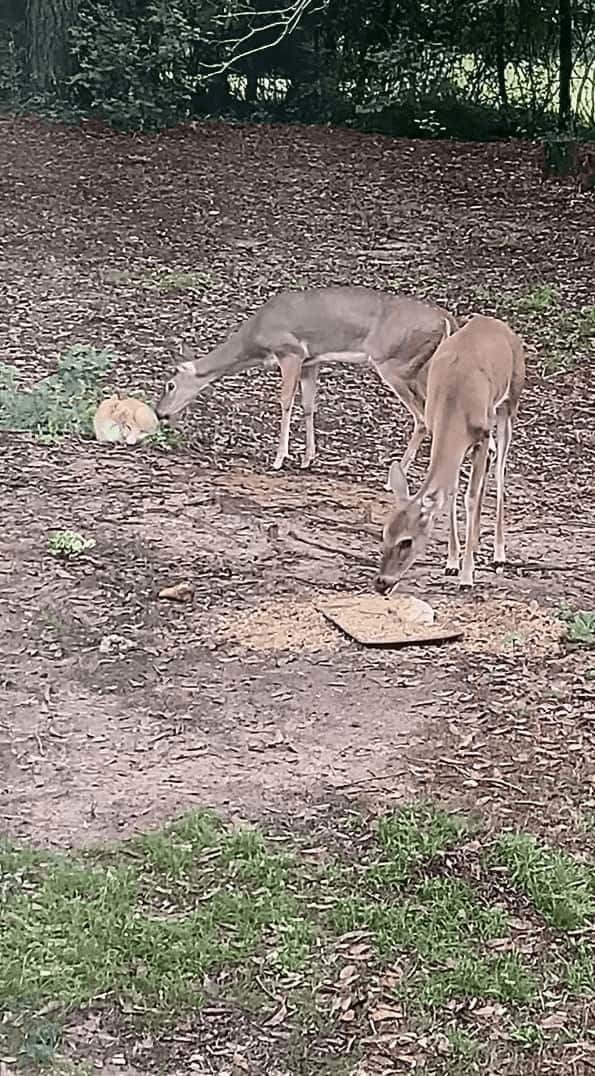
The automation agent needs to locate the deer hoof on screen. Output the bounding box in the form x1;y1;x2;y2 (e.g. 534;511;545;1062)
444;566;459;577
272;456;286;471
493;560;506;575
300;455;314;470
459;578;474;589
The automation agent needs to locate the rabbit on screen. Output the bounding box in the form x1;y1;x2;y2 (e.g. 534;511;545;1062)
93;394;159;445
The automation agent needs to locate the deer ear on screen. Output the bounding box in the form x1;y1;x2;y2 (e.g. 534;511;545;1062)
180;341;195;363
388;462;410;502
420;490;441;519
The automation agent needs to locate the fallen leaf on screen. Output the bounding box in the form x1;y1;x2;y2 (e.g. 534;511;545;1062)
158;581;194;602
541;1011;568;1029
266;1001;287;1026
339;963;358;982
368;1003;403;1022
339;1008;356;1022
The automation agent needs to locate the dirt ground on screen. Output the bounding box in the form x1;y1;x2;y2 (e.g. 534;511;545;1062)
0;115;594;852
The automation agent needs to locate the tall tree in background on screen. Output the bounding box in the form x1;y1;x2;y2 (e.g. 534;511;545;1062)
24;0;78;91
558;0;573;130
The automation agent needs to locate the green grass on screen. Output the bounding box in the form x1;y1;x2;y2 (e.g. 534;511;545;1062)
468;284;595;374
1;806;593;1072
491;832;595;929
414;952;537;1008
329;876;507;962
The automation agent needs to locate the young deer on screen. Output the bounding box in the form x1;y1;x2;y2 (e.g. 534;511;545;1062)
375;315;525;592
155;286;456;475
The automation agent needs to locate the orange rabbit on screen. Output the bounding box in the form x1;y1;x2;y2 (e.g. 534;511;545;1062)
93;394;159;445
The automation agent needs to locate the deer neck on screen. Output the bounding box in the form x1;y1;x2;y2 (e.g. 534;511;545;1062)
421;420;469;507
192;328;250;380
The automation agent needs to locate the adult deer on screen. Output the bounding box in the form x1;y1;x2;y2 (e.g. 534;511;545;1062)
155;286;456;475
375;315;525;592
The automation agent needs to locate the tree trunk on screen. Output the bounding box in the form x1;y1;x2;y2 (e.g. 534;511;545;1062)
495;4;509;110
24;0;78;92
558;0;572;132
245;60;258;104
540;136;578;179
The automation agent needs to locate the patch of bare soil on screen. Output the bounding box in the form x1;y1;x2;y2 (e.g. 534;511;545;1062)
0;114;593;1072
0;117;593;850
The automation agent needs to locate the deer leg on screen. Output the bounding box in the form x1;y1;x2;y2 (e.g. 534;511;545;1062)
299;362;319;469
460;439;490;588
472;449;490;551
373;371;428;490
445;483;460;575
493;407;513;568
399;410;427;475
273;352;303;470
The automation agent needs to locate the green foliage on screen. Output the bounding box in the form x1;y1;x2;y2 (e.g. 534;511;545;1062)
354;92;554;141
558;607;595;646
48;531;96;558
67;1;208;129
470;286;595;374
515;284;558;312
3;0;595;138
0;344;112;441
146;423;183;450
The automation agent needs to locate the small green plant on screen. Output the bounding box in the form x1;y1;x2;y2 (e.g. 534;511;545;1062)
515;284;557;312
468;287;594;375
0;344;112;440
143;268;213;292
20;1019;63;1065
558;607;595;646
446;1028;481;1061
48;531;96;558
508;1023;546;1049
106;267;213;292
147;423;183;449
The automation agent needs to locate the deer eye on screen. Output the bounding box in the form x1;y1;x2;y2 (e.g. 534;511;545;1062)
166;380;176;392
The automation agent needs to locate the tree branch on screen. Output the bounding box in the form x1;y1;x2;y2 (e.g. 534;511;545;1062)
198;0;325;76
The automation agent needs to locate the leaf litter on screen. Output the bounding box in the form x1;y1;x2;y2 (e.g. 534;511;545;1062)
0;116;593;1076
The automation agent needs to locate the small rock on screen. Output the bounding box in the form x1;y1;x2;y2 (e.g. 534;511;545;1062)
158;581;194;602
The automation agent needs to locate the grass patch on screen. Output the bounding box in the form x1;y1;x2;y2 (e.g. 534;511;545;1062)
2;806;593;1072
490;832;595;929
0;345;112;441
330;876;506;962
106;266;214;292
469;284;595;374
413;952;537;1007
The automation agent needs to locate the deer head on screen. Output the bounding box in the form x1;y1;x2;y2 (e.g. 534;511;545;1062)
375;462;441;594
155;342;208;419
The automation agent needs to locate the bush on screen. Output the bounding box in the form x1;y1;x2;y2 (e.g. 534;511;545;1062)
0;344;112;441
352;93;561;141
68;1;204;129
